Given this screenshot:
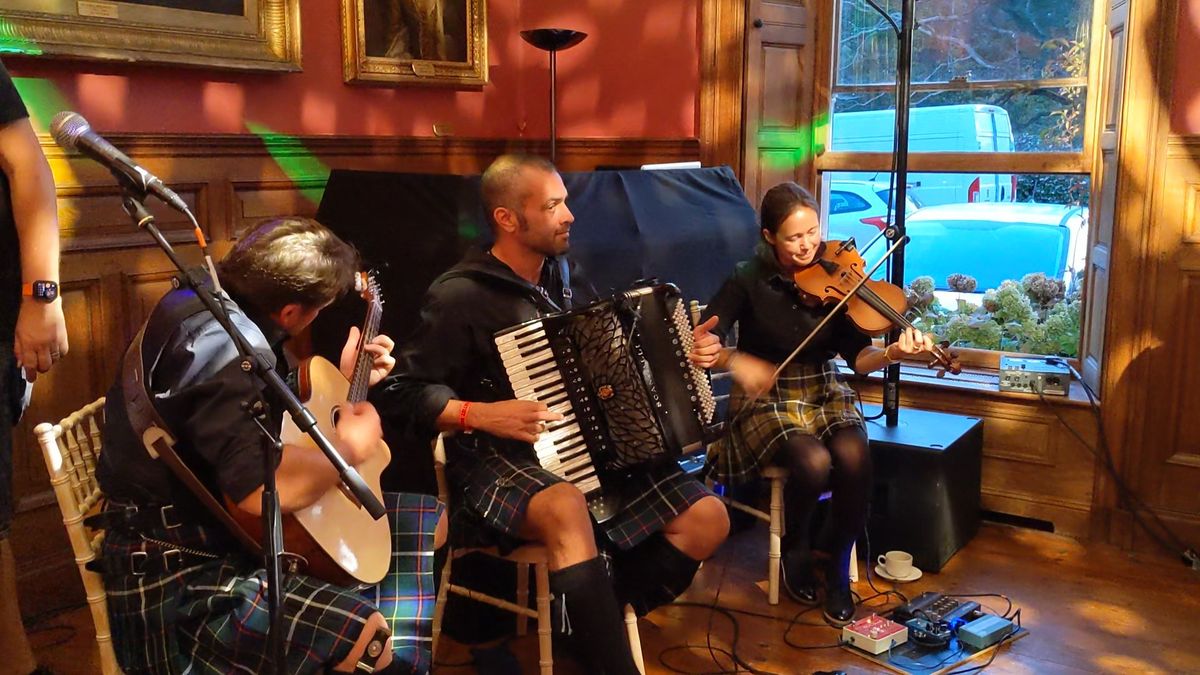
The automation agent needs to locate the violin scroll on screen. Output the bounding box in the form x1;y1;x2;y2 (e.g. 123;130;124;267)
926;340;961;377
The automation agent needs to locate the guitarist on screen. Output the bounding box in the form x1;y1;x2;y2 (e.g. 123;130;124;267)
95;217;444;674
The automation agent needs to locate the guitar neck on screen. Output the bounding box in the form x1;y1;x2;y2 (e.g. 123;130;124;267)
347;298;382;403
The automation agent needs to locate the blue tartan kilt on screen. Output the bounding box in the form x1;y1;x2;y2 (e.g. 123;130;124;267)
445;435;712;553
101;492;442;675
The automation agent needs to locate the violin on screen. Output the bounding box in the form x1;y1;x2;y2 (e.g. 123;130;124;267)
791;240;961;376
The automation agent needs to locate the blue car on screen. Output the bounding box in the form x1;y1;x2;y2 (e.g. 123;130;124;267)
846;203;1088;294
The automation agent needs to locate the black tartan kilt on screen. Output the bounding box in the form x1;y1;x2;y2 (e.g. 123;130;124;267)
444;435;712;553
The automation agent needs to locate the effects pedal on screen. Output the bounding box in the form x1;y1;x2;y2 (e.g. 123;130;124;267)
957;615;1014;650
904;617;953;648
892;592;981;628
842;614;908;654
998;356;1071;396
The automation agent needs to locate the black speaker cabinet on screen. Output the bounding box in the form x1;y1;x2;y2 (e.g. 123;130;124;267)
863;406;984;573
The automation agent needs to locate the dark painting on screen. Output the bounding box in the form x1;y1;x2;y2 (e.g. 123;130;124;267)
362;0;468;61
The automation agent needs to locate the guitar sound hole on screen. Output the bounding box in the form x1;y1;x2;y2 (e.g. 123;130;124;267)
331;405;342;428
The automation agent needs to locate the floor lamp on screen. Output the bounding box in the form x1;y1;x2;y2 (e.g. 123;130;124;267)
520;28;588;164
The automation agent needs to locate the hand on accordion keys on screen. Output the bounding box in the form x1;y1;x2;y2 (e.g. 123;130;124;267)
464;399;565;444
688;315;722;368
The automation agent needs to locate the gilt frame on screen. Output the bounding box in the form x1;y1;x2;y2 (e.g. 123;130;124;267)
0;0;301;72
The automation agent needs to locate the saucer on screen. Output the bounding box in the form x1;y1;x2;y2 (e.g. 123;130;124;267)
875;564;923;582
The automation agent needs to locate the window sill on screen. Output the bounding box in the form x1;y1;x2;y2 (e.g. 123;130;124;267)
836;360;1095;408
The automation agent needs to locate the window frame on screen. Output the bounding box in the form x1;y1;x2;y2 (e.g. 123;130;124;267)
812;0;1108;371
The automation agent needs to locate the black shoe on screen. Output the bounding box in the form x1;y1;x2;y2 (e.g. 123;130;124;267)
780;548;819;606
822;580;855;627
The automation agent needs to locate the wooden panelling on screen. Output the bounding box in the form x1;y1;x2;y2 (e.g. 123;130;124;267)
699;0;747;174
10;133;698;613
741;0;815;206
1122;137;1200;548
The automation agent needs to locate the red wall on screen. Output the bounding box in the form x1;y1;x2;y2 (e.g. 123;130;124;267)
1172;0;1200;134
4;1;698;140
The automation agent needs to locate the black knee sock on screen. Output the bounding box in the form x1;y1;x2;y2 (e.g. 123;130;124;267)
614;533;702;617
550;557;641;675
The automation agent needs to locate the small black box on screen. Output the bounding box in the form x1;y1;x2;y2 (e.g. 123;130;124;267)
863;406;983;572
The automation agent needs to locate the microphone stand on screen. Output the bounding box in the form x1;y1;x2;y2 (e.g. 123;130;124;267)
118;187;386;673
880;0;917;427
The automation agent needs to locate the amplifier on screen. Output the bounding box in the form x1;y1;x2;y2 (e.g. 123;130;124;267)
998;356;1071;396
864;406;983;572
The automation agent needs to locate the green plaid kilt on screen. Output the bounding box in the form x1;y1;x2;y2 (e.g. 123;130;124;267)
102;492;442;675
710;359;864;486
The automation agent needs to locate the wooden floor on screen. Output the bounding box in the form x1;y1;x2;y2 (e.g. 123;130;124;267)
25;521;1200;674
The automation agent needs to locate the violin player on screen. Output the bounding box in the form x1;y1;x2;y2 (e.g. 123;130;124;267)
689;181;935;626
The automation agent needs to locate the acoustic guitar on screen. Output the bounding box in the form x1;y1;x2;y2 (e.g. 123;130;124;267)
232;272;392;586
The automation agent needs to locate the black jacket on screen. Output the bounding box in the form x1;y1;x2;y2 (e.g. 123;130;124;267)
701;243;871;366
378;247;596;449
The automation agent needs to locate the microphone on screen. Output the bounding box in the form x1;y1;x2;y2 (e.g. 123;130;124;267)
50;111;189;214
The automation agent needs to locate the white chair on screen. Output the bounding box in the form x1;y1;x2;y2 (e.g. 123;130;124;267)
34;397;123;674
429;434;644;674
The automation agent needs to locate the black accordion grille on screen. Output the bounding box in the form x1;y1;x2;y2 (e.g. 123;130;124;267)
563;307;670;469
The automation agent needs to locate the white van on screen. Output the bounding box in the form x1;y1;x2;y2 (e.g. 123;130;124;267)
829;104;1016;206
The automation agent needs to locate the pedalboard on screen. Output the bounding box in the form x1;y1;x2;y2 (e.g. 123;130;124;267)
999;356;1071;396
843;614;908;655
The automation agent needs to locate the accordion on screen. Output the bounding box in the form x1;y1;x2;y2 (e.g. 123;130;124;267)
494;284;716;522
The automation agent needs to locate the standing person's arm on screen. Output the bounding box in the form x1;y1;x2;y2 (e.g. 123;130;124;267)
0;115;67;380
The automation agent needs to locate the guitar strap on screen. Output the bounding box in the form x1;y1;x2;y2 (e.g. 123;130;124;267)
121;288;262;555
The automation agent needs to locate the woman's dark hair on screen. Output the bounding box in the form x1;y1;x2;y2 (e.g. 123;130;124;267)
759;182;820;235
219;217;360;314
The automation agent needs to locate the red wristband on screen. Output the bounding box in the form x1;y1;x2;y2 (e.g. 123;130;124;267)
458;401;472;432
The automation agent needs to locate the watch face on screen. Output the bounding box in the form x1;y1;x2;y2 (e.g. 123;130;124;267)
34;280;58;302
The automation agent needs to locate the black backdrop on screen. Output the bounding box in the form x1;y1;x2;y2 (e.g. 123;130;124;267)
312;165;759;493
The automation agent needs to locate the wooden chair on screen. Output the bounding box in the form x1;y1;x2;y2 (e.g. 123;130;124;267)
33;397;122;675
429;434;644;674
690;301;858;606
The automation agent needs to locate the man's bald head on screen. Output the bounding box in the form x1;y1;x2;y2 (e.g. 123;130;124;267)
481;154;558;230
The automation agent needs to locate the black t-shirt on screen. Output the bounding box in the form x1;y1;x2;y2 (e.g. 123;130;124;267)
0;59;30;338
701;244;872;366
98;285;289;542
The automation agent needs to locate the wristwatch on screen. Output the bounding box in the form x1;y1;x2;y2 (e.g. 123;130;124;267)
22;280;59;303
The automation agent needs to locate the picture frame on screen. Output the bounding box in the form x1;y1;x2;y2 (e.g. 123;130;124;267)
340;0;487;87
0;0;301;73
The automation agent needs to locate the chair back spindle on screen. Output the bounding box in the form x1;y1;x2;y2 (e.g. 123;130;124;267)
35;397;121;674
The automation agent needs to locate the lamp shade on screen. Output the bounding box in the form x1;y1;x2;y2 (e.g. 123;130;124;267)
520;28;588;52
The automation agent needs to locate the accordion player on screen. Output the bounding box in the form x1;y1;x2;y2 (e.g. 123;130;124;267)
494;283;716;522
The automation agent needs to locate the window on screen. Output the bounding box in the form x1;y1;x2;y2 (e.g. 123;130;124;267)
816;0;1099;366
829;190;873;214
829;0;1091;153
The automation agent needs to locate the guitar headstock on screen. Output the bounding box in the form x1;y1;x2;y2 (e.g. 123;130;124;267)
354;270;383;306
